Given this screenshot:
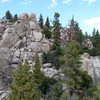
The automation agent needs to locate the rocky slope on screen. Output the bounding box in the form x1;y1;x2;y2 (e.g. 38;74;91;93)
0;13;100;99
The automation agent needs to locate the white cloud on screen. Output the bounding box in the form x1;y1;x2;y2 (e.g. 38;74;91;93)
20;0;32;5
83;0;96;4
83;17;100;29
62;0;71;4
1;0;10;3
48;0;57;9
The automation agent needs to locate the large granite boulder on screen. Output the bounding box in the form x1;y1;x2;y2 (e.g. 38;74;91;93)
81;53;100;80
18;13;29;20
0;48;12;67
0;28;18;48
14;20;29;36
81;53;94;78
33;30;43;42
29;21;36;30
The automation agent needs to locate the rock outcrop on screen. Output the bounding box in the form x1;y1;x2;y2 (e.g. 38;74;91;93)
81;53;100;81
0;13;51;91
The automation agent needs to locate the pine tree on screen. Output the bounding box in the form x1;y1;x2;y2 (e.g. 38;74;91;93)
61;41;92;98
5;10;13;21
38;14;44;29
68;17;84;45
33;53;46;97
51;12;62;69
42;27;52;39
13;14;18;22
45;17;50;28
92;29;100;48
46;81;63;100
9;61;40;100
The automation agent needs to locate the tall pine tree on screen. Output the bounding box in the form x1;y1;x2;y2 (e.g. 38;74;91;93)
38;14;44;29
45;17;50;28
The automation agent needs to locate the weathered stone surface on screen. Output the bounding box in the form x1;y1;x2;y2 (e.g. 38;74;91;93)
82;54;93;78
33;30;43;42
29;13;36;21
0;48;12;67
41;68;58;78
4;27;15;33
14;20;29;36
0;32;18;48
18;13;29;20
0;24;5;33
29;21;36;30
81;53;100;80
43;63;52;68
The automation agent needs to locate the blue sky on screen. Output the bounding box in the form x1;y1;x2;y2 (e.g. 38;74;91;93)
0;0;100;34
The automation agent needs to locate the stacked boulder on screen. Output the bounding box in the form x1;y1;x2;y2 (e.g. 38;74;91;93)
0;13;51;68
0;13;52;90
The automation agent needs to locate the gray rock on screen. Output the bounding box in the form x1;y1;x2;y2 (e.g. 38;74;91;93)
33;30;43;42
29;21;36;30
18;13;29;20
0;31;18;48
0;24;5;33
0;48;12;67
29;13;36;21
41;68;58;78
43;63;52;68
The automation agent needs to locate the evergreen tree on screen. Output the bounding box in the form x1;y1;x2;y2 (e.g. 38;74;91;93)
33;53;45;86
13;14;18;22
84;32;89;39
92;29;100;48
45;17;50;28
9;61;40;100
33;53;46;97
5;10;13;20
42;26;52;39
46;81;63;100
61;41;92;98
68;17;84;45
51;12;62;69
38;14;44;29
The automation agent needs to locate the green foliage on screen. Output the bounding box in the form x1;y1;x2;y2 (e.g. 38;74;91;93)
46;81;63;100
93;81;100;100
33;53;45;86
9;61;40;100
13;14;18;22
45;17;50;28
42;27;52;39
5;10;13;21
91;29;100;48
38;14;44;29
80;47;100;56
61;41;92;98
50;12;63;69
69;17;84;45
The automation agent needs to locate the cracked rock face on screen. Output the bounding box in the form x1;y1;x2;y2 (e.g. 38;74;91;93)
0;48;12;68
0;13;51;69
81;53;100;81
